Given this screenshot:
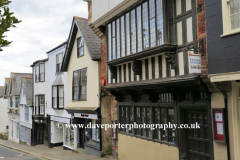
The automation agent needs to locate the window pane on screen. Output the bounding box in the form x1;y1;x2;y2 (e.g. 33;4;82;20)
15;97;19;108
137;6;142;52
108;23;112;61
121;16;126;57
40;96;44;114
73;71;80;100
177;21;183;45
52;86;57;108
80;69;87;100
131;10;136;54
149;0;156;48
147;107;152;138
143;2;149;50
35;96;38;107
156;0;164;45
126;13;131;55
231;13;240;30
161;109;167;141
126;107;129;133
186;0;192;11
59;86;64;108
136;107;141;135
187;17;193;42
142;108;146;137
112;21;116;59
155;108;161;140
116;19;121;58
168;109;175;143
40;64;45;81
176;0;182;15
230;0;239;15
35;65;39;82
129;107;134;134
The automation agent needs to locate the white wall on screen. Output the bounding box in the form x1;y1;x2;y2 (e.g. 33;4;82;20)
47;46;70;119
33;61;48;117
92;0;124;23
8;113;19;143
0;97;8;133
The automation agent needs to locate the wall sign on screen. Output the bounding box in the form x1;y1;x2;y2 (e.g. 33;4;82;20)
212;109;226;143
188;53;201;74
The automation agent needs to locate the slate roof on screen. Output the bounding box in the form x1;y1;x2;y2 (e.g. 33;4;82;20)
21;77;33;106
61;16;101;71
9;73;33;96
75;16;101;60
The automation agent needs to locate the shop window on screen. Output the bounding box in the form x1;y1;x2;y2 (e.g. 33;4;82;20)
85;119;100;147
52;85;64;109
119;103;175;144
64;126;74;148
15;122;19;138
72;68;87;101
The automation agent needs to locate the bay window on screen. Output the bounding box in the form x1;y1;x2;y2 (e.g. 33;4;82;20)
107;0;165;61
72;68;87;101
35;63;45;82
52;85;64;109
35;95;45;115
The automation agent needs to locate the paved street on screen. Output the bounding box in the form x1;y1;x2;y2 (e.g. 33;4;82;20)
0;140;113;160
0;145;41;160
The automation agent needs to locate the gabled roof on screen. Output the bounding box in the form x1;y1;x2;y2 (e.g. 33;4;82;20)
61;16;101;71
9;73;32;96
20;77;33;106
3;78;10;98
46;40;68;54
30;58;48;67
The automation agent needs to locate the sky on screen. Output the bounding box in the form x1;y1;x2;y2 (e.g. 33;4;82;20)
0;0;88;86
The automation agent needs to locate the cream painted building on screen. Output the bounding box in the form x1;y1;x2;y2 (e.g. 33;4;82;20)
61;16;103;156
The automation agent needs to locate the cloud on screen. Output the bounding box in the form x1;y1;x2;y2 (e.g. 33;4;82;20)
0;0;88;86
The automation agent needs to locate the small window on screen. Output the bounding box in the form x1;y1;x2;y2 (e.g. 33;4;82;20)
72;68;87;101
52;85;64;109
77;37;84;57
10;97;13;107
25;106;29;122
56;53;63;73
35;95;44;115
35;63;45;82
15;96;19;108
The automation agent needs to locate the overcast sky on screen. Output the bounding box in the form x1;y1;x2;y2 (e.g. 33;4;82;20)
0;0;88;86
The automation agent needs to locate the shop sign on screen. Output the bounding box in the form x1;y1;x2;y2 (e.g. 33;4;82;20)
188;53;201;74
212;109;226;143
74;113;97;119
50;116;70;124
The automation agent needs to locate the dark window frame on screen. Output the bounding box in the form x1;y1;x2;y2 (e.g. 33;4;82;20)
35;94;45;116
52;85;64;109
77;37;84;57
35;63;45;82
56;53;63;73
72;68;87;101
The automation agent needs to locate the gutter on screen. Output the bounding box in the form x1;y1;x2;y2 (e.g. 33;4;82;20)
212;82;231;160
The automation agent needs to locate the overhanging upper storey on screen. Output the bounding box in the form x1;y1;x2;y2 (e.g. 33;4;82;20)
106;0;177;64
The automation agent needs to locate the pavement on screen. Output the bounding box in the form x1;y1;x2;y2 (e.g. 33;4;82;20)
0;139;114;160
0;145;41;160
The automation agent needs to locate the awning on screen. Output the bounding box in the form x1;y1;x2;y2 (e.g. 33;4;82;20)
65;107;100;115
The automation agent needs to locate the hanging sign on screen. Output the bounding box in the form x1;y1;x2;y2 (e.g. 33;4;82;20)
212;109;226;143
188;53;201;74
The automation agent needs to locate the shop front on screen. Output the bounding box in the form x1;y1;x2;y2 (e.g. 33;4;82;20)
32;116;48;145
8;113;19;143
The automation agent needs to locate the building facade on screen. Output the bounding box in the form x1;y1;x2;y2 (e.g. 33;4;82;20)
5;73;32;143
31;58;49;145
61;16;102;156
46;41;71;148
19;77;33;146
86;0;226;159
0;86;8;134
206;0;240;160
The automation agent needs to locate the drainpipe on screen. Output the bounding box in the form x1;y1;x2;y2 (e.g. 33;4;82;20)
212;82;230;160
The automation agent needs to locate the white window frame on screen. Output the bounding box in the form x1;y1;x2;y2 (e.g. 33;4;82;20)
222;0;240;36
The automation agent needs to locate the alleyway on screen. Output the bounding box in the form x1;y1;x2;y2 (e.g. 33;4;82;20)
0;140;113;160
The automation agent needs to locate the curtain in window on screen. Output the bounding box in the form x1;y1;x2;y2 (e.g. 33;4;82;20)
40;64;45;81
59;86;64;108
35;65;39;82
